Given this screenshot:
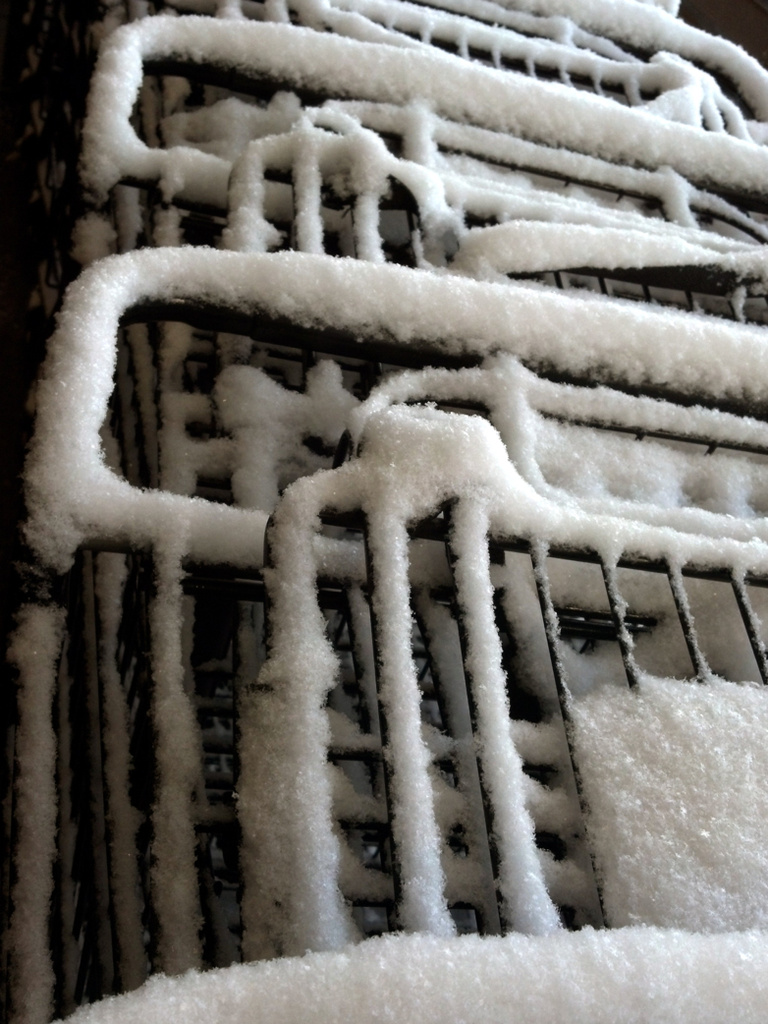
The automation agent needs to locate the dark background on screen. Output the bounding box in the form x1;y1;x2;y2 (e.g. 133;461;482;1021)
681;0;768;65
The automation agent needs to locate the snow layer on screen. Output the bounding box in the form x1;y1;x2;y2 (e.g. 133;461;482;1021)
353;355;768;534
571;676;768;931
53;929;768;1024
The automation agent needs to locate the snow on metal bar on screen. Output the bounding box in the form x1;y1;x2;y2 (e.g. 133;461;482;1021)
14;1;768;1021
80;17;768;209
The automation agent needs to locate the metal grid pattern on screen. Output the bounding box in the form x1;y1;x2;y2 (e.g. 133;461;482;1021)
14;263;768;1015
79;36;768;327
158;0;765;138
14;235;768;976
9;1;768;1020
44;501;768;999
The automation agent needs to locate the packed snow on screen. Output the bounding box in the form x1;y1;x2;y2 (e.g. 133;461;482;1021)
45;929;768;1024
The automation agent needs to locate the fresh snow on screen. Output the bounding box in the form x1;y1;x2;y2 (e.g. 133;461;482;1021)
49;929;768;1024
12;0;768;1022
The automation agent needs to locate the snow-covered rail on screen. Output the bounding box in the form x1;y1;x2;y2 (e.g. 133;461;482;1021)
10;2;768;1022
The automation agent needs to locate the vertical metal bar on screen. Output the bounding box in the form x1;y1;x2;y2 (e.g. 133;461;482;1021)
92;555;130;993
240;516;356;958
147;548;203;974
360;519;410;934
447;507;560;935
529;541;606;927
441;532;509;935
600;560;640;689
414;589;498;934
666;563;709;681
731;574;768;685
80;550;115;997
363;512;453;935
346;578;388;713
343;585;394;927
55;590;78;1017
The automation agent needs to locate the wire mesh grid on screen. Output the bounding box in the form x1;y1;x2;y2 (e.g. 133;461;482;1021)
85;42;768;328
10;0;768;1020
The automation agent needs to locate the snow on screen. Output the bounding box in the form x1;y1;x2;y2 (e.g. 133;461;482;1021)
13;0;768;1022
81;16;768;208
571;676;768;931
50;929;768;1024
93;555;146;992
7;605;65;1024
